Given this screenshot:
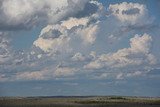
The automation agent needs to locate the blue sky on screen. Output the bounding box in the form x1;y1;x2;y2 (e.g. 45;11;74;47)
0;0;160;97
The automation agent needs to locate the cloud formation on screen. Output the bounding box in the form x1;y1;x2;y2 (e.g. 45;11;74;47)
109;2;153;25
33;25;71;54
0;0;91;30
0;1;159;83
33;15;100;55
85;33;156;69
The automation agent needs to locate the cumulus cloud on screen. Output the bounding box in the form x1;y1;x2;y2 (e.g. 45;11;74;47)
33;24;71;54
61;17;99;44
99;2;156;45
76;24;99;44
1;0;159;83
0;0;92;30
61;17;89;29
0;0;104;82
85;33;156;69
33;15;100;55
62;16;99;44
109;2;153;25
0;0;104;31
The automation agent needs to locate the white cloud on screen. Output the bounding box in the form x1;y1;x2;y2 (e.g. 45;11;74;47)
85;33;156;69
33;15;100;55
1;1;159;83
62;16;99;44
109;2;153;25
33;25;71;54
130;34;152;54
0;0;102;65
34;36;71;54
61;17;89;29
76;24;99;44
0;0;90;30
61;16;100;45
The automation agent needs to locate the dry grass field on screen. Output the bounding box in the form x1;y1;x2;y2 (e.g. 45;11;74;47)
0;96;160;107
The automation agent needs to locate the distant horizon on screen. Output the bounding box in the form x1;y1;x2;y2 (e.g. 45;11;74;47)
1;95;160;98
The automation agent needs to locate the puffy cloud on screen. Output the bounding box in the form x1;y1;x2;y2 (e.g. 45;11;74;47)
109;2;153;25
61;17;89;29
85;33;156;69
1;0;159;83
0;0;92;30
33;15;100;55
76;24;99;44
61;16;99;44
0;0;102;68
34;36;71;53
33;25;71;54
61;17;99;44
130;34;152;54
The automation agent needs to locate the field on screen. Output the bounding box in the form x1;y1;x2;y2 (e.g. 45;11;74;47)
0;96;160;107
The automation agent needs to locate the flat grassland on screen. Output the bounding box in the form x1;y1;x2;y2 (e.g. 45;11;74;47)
0;96;160;107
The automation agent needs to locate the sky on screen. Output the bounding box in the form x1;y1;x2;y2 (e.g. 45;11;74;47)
0;0;160;97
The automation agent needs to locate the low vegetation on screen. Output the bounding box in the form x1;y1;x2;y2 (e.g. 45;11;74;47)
0;96;160;107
